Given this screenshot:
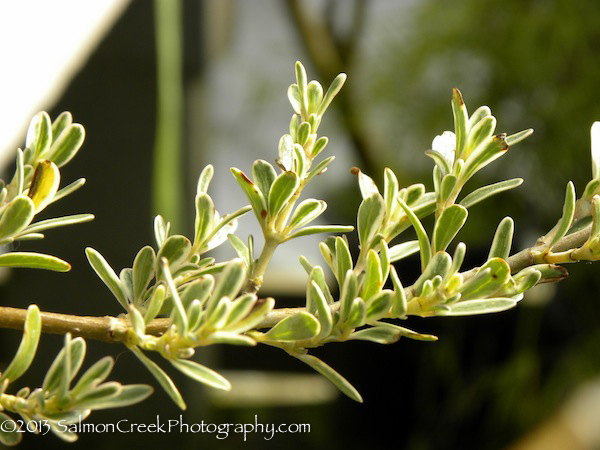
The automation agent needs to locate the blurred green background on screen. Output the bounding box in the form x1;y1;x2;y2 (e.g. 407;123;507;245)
1;0;600;448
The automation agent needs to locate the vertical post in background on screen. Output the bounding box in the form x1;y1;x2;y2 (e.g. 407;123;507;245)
153;0;183;232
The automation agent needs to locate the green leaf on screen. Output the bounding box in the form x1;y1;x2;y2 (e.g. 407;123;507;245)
129;346;186;410
458;258;511;300
264;312;320;341
388;240;420;262
287;199;327;231
439;174;457;203
0;305;41;384
311;136;328;159
47;123;85;167
413;251;452;296
460;135;509;182
252;160;277;199
350;326;401;344
307;80;324;114
28;160;60;213
51;111;72;141
384;168;399;218
208;260;246;315
72;356;114;397
17;213;94;235
0;252;70;272
447;298;517;316
295;61;308;117
156;235;192;274
196;164;214;194
546;181;576;250
203;296;230;330
227;234;250;267
357;171;379;199
390;266;407;317
339;270;358;324
460;178;523;209
159;259;188;334
204;205;251;252
79;384;153;410
378;238;390;282
171;358;231;390
424;150;451;175
506;128;534;146
335;236;353;287
0;196;34;240
286;224;353;240
345;298;366;329
294;353;362;402
132;246;156;303
0;412;22;446
144;285;166;324
306;156;335;182
530;264;569;283
309;281;333;339
43;336;86;399
86;247;128;308
467;105;492;130
317;72;347;117
307;266;334;307
225;293;257;327
451;88;468;159
74;381;121;408
512;268;542;294
397;197;431;271
488;217;514;260
268;171;299;221
432;204;468;253
222;298;274;333
362;250;382;300
376;322;438;341
278;134;294;171
287;84;301;115
466;116;496;153
366;290;393;321
26;112;52;159
449;242;466;277
297;123;310;147
193;193;214;248
357;193;385;248
231;168;267;222
154;215;169;247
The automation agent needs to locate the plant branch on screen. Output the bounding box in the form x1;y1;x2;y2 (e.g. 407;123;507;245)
0;225;592;343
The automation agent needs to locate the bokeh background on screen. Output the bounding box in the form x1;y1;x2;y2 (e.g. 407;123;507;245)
1;0;600;448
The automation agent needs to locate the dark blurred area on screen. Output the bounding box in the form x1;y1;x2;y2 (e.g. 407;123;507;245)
1;0;600;449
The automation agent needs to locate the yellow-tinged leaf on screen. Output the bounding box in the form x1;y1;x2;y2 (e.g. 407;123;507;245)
28;161;60;213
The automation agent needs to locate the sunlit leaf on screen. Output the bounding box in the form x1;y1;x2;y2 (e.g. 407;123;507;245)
252;159;277;199
432;204;468;253
130;346;186;410
294;353;362;402
171;359;231;390
460;178;523;209
0;252;70;272
268;171;299;221
488;217;514;260
357;193;385;248
0;305;41;384
264;312;320;341
0;196;35;241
